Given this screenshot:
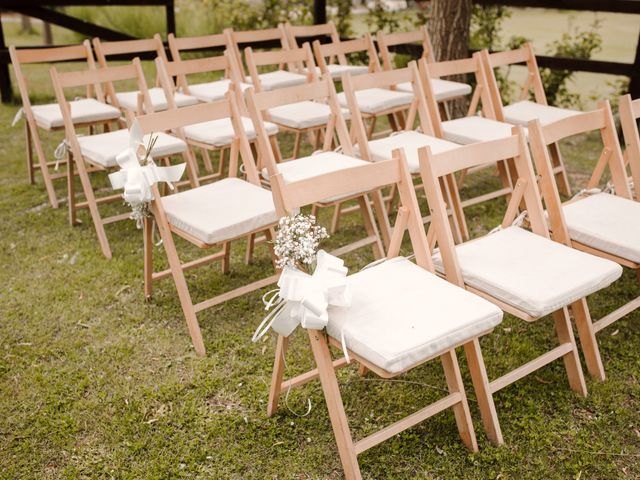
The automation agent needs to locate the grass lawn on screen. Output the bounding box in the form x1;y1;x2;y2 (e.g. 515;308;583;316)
2;14;640;480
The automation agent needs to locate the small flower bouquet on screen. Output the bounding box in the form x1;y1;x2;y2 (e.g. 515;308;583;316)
273;214;329;272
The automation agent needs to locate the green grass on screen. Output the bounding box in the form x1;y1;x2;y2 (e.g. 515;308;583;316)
2;17;640;480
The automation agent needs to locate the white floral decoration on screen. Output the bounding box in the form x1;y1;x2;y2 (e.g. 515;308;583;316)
273;214;329;271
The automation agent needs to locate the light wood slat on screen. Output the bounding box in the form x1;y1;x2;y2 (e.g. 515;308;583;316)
193;274;280;312
489;343;572;393
152;250;228;281
354;392;462;455
593;296;640;333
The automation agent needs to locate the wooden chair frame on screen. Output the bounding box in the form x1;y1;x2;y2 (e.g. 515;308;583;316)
50;59;187;259
528;101;637;382
417;54;514;240
92;35;169;113
224;25;292;80
419;128;588;445
244;77;389;258
267;149;498;479
340;61;464;243
154;53;250;184
9;41;112;208
479;44;572;196
137;96;279;356
245;43;328;159
284;20;340;51
312;33;380;76
619;93;640;200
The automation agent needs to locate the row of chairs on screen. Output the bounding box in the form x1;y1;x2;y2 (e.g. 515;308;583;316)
10;23;640;479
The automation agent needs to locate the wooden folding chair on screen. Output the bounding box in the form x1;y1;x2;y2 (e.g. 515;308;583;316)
166;32;251;103
528;101;640;381
376;27;472;116
311;32;376;80
154;54;280;184
417;54;516;238
10;41;122;208
50;59;190;259
224;26;308;90
92;35;198;113
265;148;505;479
480;44;577;195
340;61;465;242
137;97;280;356
244;77;389;257
283;20;341;50
619;93;640;197
419;128;623;444
245;43;336;159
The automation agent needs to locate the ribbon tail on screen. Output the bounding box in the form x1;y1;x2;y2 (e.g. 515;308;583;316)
108;170;129;190
11;108;23;127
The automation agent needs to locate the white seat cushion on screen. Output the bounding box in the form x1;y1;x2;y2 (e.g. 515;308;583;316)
246;70;307;91
32;99;121;130
327;257;503;374
78;129;186;168
442;116;527;145
338;88;414;114
161;178;278;245
187;80;252;103
503;100;580;126
358;130;459;173
433;226;623;318
397;78;472;102
562;193;640;264
326;64;370;79
183;117;279;147
267;101;350;129
115;87;198;113
262;151;369;202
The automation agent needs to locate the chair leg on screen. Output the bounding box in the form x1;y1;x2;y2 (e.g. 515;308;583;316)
438;102;451;121
25;122;35;185
267;335;288;417
155;214;206;356
440;349;478;452
292;131;302;159
357;194;384;260
371;189;391;249
67;152;77;226
143;216;154;300
552;307;588;397
366;116;377;139
330;203;342;234
202;147;214;173
245;233;256;265
74;155;112;259
221;242;231;274
463;338;503;445
570;298;606;381
549;142;571;196
30;122;59;208
307;329;361;480
440;175;466;243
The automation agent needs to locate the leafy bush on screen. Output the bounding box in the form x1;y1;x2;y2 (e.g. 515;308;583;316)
540;19;603;107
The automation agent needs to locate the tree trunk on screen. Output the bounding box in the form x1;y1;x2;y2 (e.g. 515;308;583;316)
20;15;34;34
428;0;472;116
43;22;53;45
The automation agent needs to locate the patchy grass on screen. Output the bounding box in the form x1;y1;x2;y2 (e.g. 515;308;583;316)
1;30;640;480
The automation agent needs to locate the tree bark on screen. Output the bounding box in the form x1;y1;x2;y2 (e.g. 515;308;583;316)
428;0;472;116
20;15;34;34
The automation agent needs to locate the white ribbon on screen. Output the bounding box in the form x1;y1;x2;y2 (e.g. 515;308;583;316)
53;139;69;171
11;108;23;127
108;120;185;205
252;250;352;360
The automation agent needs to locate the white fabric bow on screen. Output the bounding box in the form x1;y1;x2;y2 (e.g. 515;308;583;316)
253;251;351;355
108;120;185;205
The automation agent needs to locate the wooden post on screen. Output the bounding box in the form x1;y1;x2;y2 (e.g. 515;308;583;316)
629;31;640;99
0;11;11;103
165;0;175;36
313;0;326;25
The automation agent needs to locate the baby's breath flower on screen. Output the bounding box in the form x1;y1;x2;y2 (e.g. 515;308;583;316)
273;214;329;271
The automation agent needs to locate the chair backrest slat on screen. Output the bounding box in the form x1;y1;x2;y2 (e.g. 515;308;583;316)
11;43;90;63
376;27;434;71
